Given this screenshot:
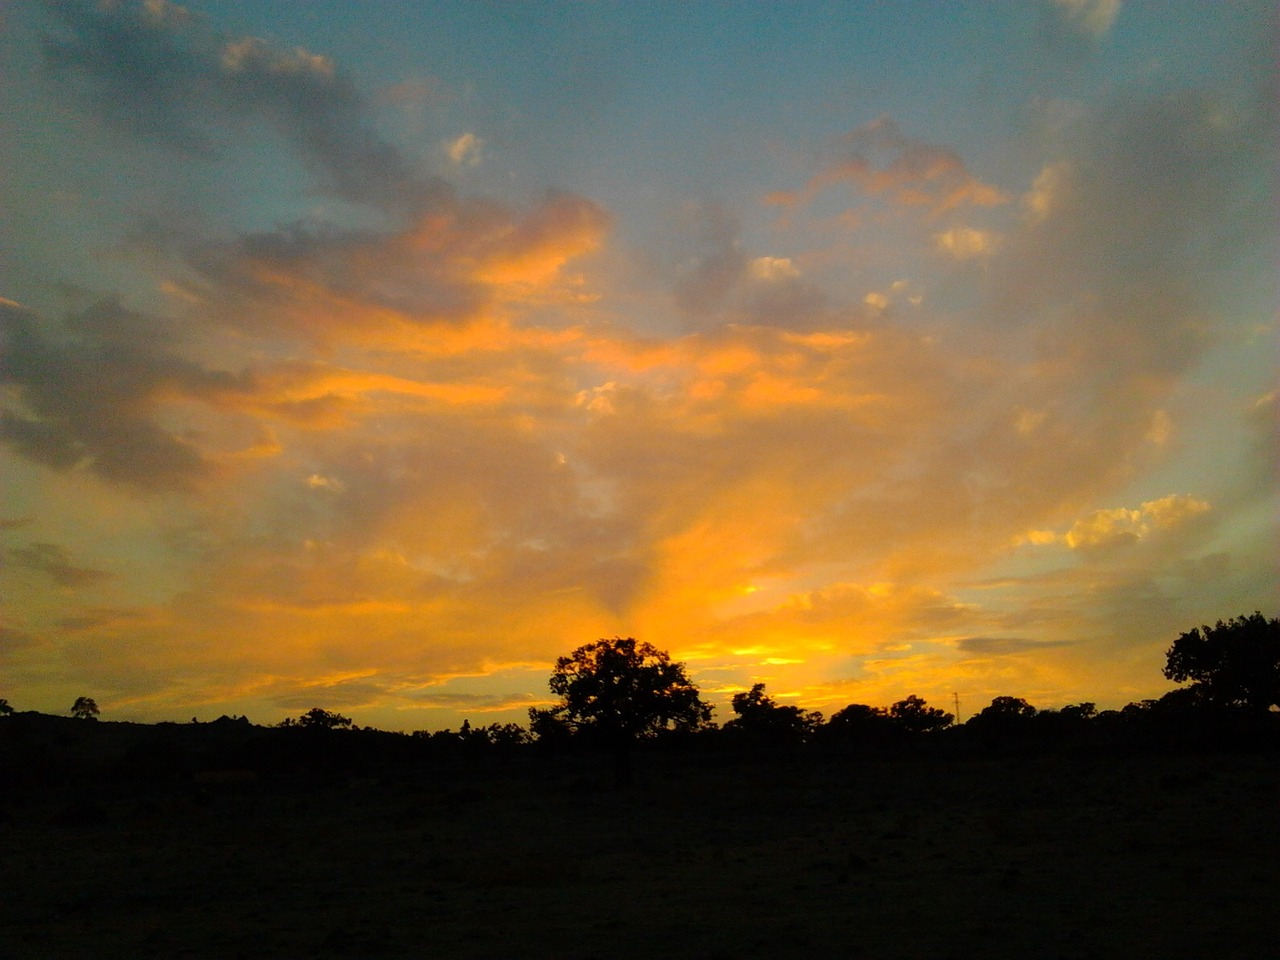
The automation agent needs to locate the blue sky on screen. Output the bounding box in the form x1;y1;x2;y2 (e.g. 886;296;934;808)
0;0;1274;729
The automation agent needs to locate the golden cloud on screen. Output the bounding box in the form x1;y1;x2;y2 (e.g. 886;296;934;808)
1044;494;1213;551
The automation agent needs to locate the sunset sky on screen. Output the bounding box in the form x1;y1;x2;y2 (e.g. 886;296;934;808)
1;0;1275;731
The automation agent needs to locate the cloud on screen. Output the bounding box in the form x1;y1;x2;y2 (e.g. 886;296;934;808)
669;201;749;316
1053;0;1121;38
0;625;39;653
41;0;432;210
0;298;243;490
957;636;1075;656
404;691;543;713
934;226;1001;260
1026;494;1212;552
155;188;609;344
3;542;112;588
446;132;484;166
749;257;800;281
55;607;146;631
779;116;1009;216
5;1;1271;726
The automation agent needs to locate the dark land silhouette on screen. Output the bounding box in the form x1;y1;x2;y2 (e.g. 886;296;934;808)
2;614;1278;958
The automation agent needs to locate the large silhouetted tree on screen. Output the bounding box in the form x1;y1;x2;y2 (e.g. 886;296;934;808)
547;637;712;782
1164;612;1280;712
71;696;99;720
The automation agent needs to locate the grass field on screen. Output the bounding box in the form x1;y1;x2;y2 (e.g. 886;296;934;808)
4;751;1277;959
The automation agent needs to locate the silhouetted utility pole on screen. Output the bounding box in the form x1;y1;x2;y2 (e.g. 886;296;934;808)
953;692;961;725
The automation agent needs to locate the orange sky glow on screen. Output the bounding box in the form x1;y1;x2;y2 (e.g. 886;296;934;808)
0;0;1275;730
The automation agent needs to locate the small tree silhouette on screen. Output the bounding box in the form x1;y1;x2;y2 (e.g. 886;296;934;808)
71;696;99;720
0;698;12;717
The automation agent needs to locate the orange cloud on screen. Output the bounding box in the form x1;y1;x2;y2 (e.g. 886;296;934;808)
785;116;1009;217
168;189;609;347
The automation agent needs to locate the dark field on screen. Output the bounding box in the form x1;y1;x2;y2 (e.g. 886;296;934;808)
4;751;1278;960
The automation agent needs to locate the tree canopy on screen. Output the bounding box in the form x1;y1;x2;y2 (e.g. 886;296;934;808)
888;695;953;734
71;696;99;720
547;637;712;743
723;683;822;743
1164;612;1280;712
281;707;354;729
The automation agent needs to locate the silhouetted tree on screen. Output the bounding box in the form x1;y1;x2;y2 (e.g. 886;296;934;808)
888;695;953;734
974;696;1037;721
1163;612;1280;713
546;637;712;783
0;698;12;717
71;696;99;720
484;722;531;751
723;683;821;744
284;707;353;729
820;703;897;751
528;706;574;747
966;696;1037;746
1059;702;1096;722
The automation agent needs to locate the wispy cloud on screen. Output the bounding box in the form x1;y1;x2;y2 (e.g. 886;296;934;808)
4;542;112;588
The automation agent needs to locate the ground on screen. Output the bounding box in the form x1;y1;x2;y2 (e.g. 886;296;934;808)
3;751;1277;959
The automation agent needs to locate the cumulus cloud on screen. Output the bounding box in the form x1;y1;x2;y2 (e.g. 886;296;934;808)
934;226;1000;260
1028;494;1213;552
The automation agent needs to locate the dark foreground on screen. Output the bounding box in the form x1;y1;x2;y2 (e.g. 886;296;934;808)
3;751;1277;959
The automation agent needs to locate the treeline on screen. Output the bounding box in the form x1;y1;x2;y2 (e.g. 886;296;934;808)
2;684;1276;794
2;612;1276;791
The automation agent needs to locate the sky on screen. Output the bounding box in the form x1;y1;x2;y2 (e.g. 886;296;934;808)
0;0;1275;731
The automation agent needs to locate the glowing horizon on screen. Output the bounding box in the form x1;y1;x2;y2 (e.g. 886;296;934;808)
0;0;1275;731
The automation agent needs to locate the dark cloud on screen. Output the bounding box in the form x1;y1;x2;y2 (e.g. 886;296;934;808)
4;542;111;588
55;607;144;630
272;679;390;711
407;691;542;712
669;202;749;317
0;298;245;490
40;0;435;210
1000;89;1271;380
0;625;40;652
1241;391;1279;500
958;636;1075;656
